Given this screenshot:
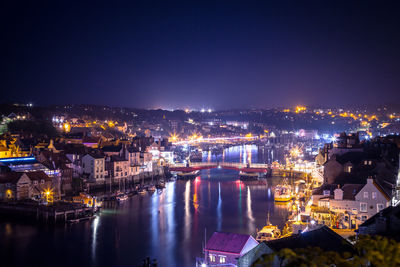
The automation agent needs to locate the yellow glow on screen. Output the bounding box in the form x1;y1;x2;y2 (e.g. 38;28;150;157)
108;121;115;127
245;133;253;138
294;106;306;113
63;122;71;132
169;133;179;142
283;109;290;113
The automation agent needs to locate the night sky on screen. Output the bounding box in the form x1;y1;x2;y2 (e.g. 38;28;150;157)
2;1;400;109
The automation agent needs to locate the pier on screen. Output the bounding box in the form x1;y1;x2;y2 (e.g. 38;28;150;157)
0;201;97;223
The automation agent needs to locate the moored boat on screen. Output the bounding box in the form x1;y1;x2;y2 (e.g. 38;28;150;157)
256;214;281;242
116;194;128;202
274;179;293;202
138;188;147;195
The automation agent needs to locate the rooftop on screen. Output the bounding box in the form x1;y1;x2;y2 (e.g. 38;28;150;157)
205;232;254;254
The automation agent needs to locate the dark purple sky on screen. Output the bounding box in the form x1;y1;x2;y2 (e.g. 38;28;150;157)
1;1;400;109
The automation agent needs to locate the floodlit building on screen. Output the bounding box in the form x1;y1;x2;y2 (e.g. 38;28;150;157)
81;154;107;182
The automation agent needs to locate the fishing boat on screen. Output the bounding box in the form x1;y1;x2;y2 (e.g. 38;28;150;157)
256;214;281;242
274;179;293;202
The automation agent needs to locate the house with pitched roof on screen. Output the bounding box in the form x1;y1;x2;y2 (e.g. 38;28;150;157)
0;171;52;200
204;232;258;267
312;179;391;228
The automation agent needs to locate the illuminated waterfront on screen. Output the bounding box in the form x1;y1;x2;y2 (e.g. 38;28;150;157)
1;146;289;267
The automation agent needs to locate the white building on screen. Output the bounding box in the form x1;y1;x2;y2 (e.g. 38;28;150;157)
81;154;107;182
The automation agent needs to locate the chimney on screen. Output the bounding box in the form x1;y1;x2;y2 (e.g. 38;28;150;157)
334;188;343;200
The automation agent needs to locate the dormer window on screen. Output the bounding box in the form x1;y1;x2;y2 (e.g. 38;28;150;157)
323;190;330;196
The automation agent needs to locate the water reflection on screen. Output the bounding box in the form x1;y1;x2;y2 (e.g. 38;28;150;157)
165;181;176;267
91;216;100;261
217;182;222;231
1;145;291;267
151;189;159;252
246;186;255;234
184;180;191;242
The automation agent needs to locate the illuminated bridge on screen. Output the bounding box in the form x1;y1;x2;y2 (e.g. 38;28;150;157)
169;162;270;173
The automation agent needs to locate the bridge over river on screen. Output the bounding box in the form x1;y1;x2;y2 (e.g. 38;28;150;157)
169;162;270;173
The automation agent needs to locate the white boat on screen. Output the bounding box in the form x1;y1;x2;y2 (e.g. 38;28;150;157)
274;179;293;202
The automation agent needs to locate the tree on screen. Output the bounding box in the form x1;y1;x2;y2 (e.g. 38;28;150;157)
252;235;400;267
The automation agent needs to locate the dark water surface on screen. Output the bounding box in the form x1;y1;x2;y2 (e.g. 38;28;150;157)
1;145;289;267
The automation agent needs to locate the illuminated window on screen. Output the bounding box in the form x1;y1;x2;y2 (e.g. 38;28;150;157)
219;256;226;263
209;254;215;262
372;192;377;199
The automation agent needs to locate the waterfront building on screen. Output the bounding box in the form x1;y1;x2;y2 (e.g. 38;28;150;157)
81;154;107;182
0;171;52;200
204;232;258;267
106;156;129;179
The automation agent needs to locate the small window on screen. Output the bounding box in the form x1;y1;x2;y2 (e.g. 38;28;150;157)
361;215;368;221
219;256;226;264
364;192;368;199
209;254;215;262
34;180;38;185
323;190;330;196
360;203;367;212
377;204;384;212
372;192;377;199
41;180;45;184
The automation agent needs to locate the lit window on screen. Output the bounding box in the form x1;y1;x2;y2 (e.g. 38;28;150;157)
360;203;367;212
219;256;226;263
364;192;368;199
209;254;215;262
346;166;352;173
372;192;377;199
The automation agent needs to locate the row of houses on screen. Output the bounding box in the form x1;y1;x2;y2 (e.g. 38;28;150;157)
311;132;400;228
0;134;175;200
